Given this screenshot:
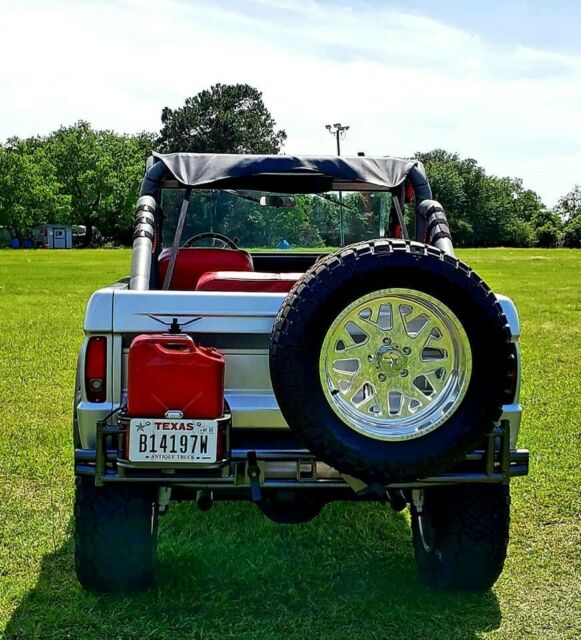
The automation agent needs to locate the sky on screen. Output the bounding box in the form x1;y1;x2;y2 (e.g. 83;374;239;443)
1;0;580;205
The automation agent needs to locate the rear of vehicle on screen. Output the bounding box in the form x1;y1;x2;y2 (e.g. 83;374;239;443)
73;153;528;593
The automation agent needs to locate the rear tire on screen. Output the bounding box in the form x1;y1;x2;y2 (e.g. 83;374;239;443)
74;477;158;592
411;484;510;591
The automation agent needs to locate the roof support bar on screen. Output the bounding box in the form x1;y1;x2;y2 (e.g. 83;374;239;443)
162;187;192;290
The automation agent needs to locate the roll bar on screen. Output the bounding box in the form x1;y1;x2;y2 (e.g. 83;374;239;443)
130;158;454;290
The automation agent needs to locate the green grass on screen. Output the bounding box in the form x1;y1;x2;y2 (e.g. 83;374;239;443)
0;248;580;640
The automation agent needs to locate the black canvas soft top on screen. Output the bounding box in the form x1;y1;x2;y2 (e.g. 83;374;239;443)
140;152;424;196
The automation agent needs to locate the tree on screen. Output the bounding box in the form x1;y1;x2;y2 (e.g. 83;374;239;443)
525;207;561;247
563;215;581;248
0;144;70;239
45;122;154;245
158;84;287;154
415;150;485;246
554;185;581;221
535;224;561;247
415;150;544;247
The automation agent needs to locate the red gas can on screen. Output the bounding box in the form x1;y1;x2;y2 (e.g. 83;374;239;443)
127;334;225;419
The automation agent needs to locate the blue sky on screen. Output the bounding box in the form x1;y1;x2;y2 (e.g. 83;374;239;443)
325;1;581;53
1;0;580;205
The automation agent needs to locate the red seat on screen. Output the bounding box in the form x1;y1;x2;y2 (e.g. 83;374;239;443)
196;271;303;293
158;248;254;290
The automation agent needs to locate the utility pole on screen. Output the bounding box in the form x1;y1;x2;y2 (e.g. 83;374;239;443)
325;123;350;246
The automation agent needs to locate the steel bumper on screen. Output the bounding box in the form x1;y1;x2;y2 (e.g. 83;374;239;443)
75;418;529;495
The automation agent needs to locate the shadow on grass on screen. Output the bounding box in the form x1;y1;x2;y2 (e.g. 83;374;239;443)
4;501;501;640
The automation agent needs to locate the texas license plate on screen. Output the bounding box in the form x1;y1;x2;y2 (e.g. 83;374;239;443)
127;418;219;463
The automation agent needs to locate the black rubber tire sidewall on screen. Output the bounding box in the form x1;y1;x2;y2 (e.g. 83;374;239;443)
270;241;512;483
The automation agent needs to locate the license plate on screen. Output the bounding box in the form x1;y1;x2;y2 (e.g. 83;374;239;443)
127;418;219;463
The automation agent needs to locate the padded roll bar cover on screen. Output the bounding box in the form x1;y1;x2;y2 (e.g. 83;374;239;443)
416;199;455;257
407;163;433;242
130;195;157;290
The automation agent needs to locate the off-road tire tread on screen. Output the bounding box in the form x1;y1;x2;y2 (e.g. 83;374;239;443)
74;477;157;592
270;240;513;482
411;484;510;590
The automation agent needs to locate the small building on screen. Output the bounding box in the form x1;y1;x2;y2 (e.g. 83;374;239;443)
31;224;73;249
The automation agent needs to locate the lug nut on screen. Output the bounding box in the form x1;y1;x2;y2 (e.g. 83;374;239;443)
403;347;411;355
400;369;408;377
368;354;375;362
378;373;386;382
383;338;391;345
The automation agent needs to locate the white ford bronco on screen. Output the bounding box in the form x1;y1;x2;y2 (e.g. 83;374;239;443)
73;152;528;592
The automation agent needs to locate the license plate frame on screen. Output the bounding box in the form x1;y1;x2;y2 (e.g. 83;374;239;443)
127;418;219;464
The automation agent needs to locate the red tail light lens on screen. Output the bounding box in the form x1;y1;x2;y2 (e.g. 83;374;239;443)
85;336;107;403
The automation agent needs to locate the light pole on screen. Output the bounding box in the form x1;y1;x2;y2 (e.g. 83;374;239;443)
325;122;349;155
325;123;350;245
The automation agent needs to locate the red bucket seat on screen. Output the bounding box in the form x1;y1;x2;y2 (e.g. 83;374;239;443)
196;271;302;293
158;248;254;290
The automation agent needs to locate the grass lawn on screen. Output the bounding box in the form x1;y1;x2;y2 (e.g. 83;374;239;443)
0;248;579;640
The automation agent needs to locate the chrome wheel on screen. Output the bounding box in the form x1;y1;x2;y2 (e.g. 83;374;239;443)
319;288;472;441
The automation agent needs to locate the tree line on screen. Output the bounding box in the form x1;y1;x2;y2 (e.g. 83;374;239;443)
0;83;579;248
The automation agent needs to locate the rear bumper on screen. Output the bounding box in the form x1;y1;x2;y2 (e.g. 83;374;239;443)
75;419;529;496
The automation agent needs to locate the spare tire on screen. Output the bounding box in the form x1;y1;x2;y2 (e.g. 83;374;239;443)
270;240;513;483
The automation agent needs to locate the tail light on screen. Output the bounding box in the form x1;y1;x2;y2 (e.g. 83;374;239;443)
404;182;414;202
85;336;107;402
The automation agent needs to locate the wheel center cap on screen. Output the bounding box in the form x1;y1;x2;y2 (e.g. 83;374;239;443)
377;346;406;375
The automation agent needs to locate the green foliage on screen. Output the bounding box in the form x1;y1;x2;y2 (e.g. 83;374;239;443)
562;215;581;248
528;208;562;248
0;123;153;245
0;84;288;245
415;150;547;247
535;223;562;248
46;122;154;245
0;90;578;250
0;144;70;237
554;184;581;221
159;83;287;154
507;219;535;247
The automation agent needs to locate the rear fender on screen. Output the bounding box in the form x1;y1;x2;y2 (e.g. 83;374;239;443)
75;288;118;448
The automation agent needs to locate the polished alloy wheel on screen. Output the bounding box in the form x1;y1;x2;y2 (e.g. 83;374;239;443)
319;288;472;441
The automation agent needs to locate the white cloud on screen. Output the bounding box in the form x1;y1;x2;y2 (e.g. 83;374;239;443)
0;0;580;205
